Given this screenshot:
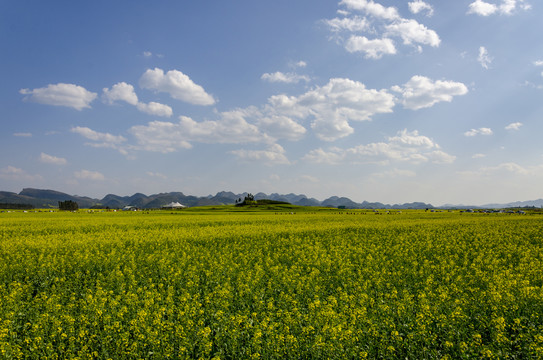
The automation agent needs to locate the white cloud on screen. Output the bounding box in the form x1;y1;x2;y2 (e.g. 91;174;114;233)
472;153;487;158
464;127;493;136
392;76;469;110
468;0;498;16
330;0;439;56
311;117;355;142
533;60;543;66
257;116;307;141
267;77;396;141
139;68;215;106
478;46;493;69
427;150;457;164
102;82;138;105
468;0;531;16
129;120;192;153
20;83;97;110
230;144;290;165
302;147;346;164
74;170;105;181
14;132;32;137
325;16;370;32
129;111;270;153
71;126;126;144
40;152;67;165
345;36;397;59
0;166;43;181
143;51;164;58
103;82;172;117
0;166;24;176
408;1;434;16
136;102;173;117
340;0;400;20
385;19;440;47
505;122;523;130
295;61;307;68
261;72;310;84
303;129;455;165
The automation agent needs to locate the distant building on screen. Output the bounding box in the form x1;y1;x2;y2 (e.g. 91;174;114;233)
162;202;186;209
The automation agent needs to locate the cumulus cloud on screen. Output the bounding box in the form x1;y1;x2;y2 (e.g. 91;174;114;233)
345;36;397;59
302;147;346;164
505;122;523;130
70;126;128;155
385;19;440;47
257;116;307;141
340;0;400;20
230;144;290;165
261;72;310;84
71;126;126;144
102;82;138;105
103;82;173;117
392;76;469;110
327;0;440;56
303;129;455;165
129;120;192;153
408;1;434;16
464;127;493;136
20;83;97;110
129;112;270;153
136;102;173;117
139;68;215;105
533;60;543;66
325;16;370;32
74;170;105;181
478;46;493;69
468;0;531;16
0;166;43;181
39;153;67;165
267;77;396;141
468;0;498;15
263;76;465;141
108;74;467;154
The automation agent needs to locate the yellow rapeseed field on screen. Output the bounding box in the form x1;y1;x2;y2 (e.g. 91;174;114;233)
1;208;542;359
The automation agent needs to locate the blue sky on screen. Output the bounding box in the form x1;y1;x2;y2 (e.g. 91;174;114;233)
2;0;543;206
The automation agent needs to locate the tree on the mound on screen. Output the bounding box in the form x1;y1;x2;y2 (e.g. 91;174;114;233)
58;200;79;211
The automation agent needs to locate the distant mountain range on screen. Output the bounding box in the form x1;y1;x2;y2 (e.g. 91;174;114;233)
1;188;542;209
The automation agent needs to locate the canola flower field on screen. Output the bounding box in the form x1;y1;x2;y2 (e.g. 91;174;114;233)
1;208;543;359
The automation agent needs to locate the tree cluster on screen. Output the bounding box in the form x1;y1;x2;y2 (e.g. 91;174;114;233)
235;193;257;206
58;200;79;211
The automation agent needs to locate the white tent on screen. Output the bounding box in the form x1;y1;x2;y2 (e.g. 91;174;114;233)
162;202;186;209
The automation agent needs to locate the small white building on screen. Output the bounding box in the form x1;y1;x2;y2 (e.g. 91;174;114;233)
162;202;186;209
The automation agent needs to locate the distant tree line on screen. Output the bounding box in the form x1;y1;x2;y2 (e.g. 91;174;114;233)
235;193;290;207
0;203;34;210
58;200;79;211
